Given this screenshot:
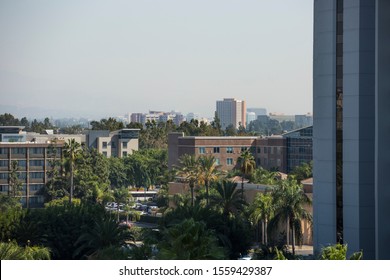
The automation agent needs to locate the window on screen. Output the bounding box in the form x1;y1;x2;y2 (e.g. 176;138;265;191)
30;184;44;192
102;142;108;149
241;147;248;152
0;185;8;192
30;147;44;154
257;147;261;154
30;172;44;179
199;147;206;154
227;158;234;165
215;158;220;165
0;160;8;167
273;147;277;154
18;160;27;167
122;142;128;149
257;158;261;165
213;147;220;153
122;151;128;157
0;148;9;155
29;160;44;166
227;147;233;154
111;142;116;149
0;173;9;180
11;148;26;154
264;147;267;153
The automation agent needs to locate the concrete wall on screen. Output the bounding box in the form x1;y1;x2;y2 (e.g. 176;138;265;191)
313;0;338;253
342;0;376;259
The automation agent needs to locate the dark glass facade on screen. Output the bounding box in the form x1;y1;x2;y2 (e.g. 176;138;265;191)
284;126;313;173
336;0;344;244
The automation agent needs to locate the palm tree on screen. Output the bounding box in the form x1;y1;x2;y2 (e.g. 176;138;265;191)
0;241;51;260
269;178;312;256
198;155;220;205
251;167;279;185
157;218;226;260
63;139;81;204
175;154;199;206
237;149;256;199
74;216;133;259
210;180;246;218
250;192;273;245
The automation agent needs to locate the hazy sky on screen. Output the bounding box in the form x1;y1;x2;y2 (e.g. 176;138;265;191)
0;0;313;119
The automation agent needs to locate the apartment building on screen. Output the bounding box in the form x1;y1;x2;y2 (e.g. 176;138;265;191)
86;129;140;158
0;126;63;208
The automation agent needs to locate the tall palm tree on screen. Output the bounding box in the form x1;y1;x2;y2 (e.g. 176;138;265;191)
198;156;220;206
63;139;81;204
175;154;199;207
237;149;256;199
269;178;312;256
210;180;246;218
250;192;273;245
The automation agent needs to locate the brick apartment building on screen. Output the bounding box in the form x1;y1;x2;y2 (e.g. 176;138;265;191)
168;126;312;173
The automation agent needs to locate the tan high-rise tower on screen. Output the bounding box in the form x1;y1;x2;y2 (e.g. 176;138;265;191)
216;98;246;130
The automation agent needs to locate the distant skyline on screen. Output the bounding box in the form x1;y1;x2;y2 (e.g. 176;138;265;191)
0;0;313;119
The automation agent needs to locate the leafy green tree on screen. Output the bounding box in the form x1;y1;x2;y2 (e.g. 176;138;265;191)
210;180;246;218
0;201;22;241
112;187;132;222
0;113;20;126
290;161;313;181
63;139;81;203
108;157;128;188
8;161;23;200
269;178;312;255
157;218;226;260
90;117;124;131
0;194;21;213
225;124;237;136
175;154;199;206
74;147;110;203
198;156;220;205
38;203;107;259
280;120;295;132
42;141;65;202
237;149;256;199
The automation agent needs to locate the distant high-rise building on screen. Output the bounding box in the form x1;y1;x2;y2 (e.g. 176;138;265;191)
246;112;256;126
247;108;267;118
313;0;390;259
186;113;199;122
131;113;144;124
216;98;246;129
